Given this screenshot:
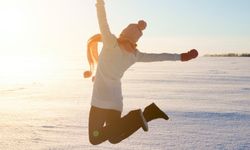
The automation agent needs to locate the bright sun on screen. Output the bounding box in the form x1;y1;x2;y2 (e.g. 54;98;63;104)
0;55;55;84
0;2;51;84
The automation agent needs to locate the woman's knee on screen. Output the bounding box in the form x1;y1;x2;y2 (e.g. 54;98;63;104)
108;138;122;144
89;136;103;145
89;136;121;145
89;130;106;145
89;139;101;145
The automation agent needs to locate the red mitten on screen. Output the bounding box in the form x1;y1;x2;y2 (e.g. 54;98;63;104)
181;49;198;61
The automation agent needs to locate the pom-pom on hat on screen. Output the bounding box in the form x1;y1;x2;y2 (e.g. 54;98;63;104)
119;20;147;44
138;20;147;30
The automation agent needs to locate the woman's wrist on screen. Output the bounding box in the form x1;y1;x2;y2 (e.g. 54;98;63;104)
96;0;104;5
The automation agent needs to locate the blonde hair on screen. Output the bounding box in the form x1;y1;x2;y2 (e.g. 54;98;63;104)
83;34;137;81
84;34;102;81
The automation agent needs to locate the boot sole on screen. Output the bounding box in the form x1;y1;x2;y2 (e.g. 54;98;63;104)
139;110;148;132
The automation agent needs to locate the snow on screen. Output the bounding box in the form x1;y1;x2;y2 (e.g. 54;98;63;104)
0;57;249;150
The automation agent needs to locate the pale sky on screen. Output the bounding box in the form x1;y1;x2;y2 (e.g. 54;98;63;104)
0;0;250;84
1;0;250;56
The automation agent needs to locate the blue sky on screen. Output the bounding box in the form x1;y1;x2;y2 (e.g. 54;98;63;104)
0;0;250;57
105;0;250;54
112;0;250;37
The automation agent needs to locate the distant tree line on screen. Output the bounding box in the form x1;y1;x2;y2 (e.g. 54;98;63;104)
204;53;250;57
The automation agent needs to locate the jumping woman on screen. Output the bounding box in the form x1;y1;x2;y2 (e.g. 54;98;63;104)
85;0;198;145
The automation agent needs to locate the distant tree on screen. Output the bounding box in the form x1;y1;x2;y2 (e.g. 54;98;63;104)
204;53;250;57
241;53;250;57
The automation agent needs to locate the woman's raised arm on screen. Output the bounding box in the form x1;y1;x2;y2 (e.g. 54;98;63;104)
95;0;113;45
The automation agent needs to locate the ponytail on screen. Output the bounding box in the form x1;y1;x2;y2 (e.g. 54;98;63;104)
84;34;102;81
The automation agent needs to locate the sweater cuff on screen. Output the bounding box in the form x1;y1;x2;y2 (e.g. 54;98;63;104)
175;54;181;61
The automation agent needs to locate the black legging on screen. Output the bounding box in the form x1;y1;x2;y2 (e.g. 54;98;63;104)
88;103;168;145
88;106;144;145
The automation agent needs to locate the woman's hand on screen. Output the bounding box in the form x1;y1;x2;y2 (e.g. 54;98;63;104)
181;49;199;61
96;0;104;4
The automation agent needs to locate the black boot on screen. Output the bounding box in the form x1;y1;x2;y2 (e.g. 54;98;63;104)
143;103;169;122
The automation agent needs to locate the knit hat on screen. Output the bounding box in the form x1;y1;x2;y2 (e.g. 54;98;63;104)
119;20;147;44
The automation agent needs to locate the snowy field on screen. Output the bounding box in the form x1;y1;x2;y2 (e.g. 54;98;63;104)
0;57;250;150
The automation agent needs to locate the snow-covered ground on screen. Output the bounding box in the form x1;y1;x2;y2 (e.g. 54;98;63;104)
0;57;249;150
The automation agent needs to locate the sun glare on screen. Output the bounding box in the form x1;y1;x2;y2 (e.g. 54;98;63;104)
0;55;56;84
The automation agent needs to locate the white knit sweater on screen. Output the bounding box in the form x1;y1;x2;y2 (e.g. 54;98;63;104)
91;0;181;112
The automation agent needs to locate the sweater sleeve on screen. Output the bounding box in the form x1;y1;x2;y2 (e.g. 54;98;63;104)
135;50;181;62
95;0;115;45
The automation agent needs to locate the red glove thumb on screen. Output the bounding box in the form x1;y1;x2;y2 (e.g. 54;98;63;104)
181;49;198;61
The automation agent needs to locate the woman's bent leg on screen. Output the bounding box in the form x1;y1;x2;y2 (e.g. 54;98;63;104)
89;107;148;145
88;106;108;145
107;109;148;144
